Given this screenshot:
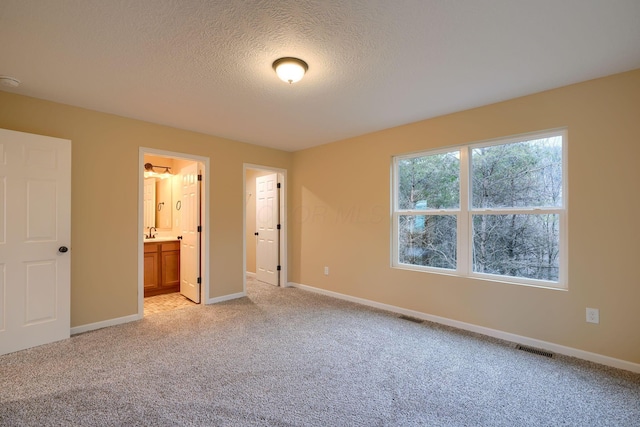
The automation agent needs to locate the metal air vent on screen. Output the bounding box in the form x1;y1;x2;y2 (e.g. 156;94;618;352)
516;344;554;358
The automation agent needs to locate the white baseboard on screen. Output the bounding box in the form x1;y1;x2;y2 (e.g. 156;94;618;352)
207;291;246;304
71;313;141;336
246;271;256;278
288;281;640;374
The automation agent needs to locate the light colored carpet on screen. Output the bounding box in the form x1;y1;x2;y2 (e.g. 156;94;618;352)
1;277;639;426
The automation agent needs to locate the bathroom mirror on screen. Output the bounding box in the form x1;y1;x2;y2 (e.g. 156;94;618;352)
155;177;172;229
143;177;173;231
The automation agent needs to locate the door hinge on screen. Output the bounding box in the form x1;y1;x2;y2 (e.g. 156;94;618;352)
277;182;281;189
197;277;201;284
277;265;281;271
277;224;281;230
197;174;202;181
197;225;202;232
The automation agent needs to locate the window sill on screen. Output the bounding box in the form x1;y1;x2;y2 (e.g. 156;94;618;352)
391;263;568;291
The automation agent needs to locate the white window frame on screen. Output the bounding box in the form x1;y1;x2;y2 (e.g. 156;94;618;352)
391;129;568;289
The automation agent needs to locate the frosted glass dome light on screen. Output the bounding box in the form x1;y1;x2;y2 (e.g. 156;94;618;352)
273;57;308;84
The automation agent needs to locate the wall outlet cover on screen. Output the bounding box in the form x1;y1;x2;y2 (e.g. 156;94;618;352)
586;307;600;324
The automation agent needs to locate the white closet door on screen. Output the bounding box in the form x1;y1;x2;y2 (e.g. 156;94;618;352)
256;173;279;286
0;128;71;356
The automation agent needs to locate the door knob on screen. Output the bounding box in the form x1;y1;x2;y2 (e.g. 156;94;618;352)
58;246;69;253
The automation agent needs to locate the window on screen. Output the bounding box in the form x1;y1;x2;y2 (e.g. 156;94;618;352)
392;129;567;288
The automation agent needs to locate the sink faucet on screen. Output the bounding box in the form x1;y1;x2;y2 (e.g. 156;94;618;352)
146;227;157;239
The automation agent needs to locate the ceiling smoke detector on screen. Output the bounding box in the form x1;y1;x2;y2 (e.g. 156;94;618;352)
0;76;21;88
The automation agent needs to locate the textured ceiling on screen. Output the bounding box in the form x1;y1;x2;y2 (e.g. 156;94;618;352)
1;0;639;151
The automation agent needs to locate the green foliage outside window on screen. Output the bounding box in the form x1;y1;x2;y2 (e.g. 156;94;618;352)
394;133;564;285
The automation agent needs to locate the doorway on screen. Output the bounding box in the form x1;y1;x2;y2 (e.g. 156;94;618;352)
138;148;210;317
244;164;287;292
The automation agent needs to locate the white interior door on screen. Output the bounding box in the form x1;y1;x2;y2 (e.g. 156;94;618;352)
256;173;279;286
0;128;71;356
180;163;200;303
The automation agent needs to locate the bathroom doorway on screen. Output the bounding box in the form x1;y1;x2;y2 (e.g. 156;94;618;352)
139;148;210;317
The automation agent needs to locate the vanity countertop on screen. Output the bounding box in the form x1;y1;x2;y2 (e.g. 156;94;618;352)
144;237;179;242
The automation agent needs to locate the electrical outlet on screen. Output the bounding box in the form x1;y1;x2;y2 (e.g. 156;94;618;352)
586;307;599;324
324;266;329;276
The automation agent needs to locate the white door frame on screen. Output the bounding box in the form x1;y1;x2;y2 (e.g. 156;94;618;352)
243;164;288;292
138;148;210;316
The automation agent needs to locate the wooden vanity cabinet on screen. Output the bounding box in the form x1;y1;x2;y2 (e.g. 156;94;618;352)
144;241;180;297
143;244;159;291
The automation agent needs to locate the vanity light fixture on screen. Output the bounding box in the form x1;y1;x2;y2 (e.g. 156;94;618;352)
272;57;308;84
144;162;172;179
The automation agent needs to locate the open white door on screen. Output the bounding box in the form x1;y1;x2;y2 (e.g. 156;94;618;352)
256;173;279;286
179;163;200;303
0;128;71;356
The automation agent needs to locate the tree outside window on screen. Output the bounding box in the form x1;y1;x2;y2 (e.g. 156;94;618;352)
393;130;566;288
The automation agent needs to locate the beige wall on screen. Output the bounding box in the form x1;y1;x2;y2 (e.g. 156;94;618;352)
0;91;292;327
290;69;640;364
2;69;639;365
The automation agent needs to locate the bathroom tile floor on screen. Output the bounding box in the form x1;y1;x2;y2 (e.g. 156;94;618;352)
144;292;198;316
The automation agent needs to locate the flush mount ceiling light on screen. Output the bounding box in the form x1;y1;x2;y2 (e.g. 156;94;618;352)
0;76;21;88
272;57;308;84
144;162;172;179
